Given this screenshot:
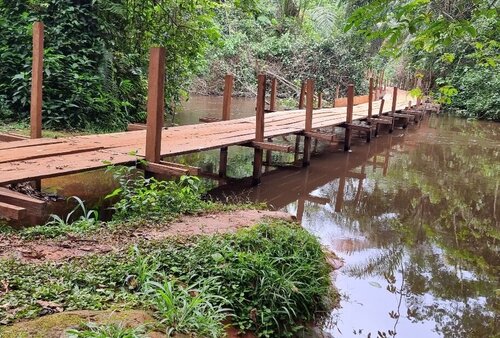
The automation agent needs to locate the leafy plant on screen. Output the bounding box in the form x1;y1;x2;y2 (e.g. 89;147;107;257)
67;323;146;338
21;196;100;239
144;277;229;337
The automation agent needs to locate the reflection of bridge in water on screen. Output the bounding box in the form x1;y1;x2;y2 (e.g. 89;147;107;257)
209;130;407;220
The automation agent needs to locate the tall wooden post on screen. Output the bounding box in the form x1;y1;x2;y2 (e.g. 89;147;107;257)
269;78;277;112
30;22;44;139
219;74;233;177
344;84;354;152
390;87;398;133
295;81;306;163
368;77;374;118
145;47;166;164
252;74;266;185
317;91;323;109
303;79;314;166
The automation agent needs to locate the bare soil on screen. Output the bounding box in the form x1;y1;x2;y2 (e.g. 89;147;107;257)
0;210;293;263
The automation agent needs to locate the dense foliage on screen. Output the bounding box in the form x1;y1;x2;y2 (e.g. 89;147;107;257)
346;0;499;120
0;221;336;337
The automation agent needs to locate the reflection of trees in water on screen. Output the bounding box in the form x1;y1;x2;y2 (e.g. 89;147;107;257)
309;118;499;337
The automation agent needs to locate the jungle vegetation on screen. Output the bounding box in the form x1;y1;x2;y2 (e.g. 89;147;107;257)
0;0;498;131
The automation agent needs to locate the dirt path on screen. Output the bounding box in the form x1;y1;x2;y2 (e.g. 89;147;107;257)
0;210;293;263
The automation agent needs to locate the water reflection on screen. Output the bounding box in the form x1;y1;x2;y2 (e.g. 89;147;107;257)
209;116;499;337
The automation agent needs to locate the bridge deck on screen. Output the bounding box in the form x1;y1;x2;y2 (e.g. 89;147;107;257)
0;92;410;185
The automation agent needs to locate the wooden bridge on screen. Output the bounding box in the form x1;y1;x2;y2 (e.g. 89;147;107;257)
0;29;434;222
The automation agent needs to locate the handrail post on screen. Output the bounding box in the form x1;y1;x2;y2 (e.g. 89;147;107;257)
30;22;44;139
269;78;277;112
344;84;354;152
219;74;234;177
389;87;398;133
368;77;373;118
145;47;166;164
252;74;266;185
303;79;314;166
294;81;306;162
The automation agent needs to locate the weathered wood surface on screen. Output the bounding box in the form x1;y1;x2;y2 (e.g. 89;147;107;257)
0;89;412;185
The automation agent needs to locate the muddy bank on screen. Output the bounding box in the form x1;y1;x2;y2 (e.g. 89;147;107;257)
0;210;292;263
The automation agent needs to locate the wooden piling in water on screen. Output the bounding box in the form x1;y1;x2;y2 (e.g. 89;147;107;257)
30;22;44;139
294;81;306;163
303;79;314;166
145;47;166;164
252;74;266;185
219;74;234;177
344;84;354;152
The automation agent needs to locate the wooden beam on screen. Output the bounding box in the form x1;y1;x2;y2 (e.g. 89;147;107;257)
143;162;189;176
344;84;354;151
368;77;373;118
30;22;44;139
303;79;314;166
269;78;278;112
160;161;200;175
0;187;46;216
304;131;337;143
145;47;166;164
0;133;28;142
127;123;147;131
251;141;294;152
252;74;266;185
0;202;27;220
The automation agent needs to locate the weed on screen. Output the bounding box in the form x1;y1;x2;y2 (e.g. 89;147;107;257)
20;196;101;239
67;322;146;338
144;277;229;337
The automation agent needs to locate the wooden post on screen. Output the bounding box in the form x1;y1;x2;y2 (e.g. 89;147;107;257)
317;91;323;109
298;81;306;109
145;47;166;164
30;22;44;139
368;77;374;118
303;79;314;166
219;74;233;177
269;78;277;112
336;85;340;99
344;84;354;152
295;81;306;163
391;87;398;115
252;74;266;185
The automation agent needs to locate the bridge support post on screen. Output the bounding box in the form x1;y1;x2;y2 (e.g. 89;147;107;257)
269;78;277;112
252;74;266;186
145;47;166;167
344;84;354;152
294;81;306;163
303;79;314;166
368;77;373;119
390;87;398;133
219;74;233;177
30;22;44;139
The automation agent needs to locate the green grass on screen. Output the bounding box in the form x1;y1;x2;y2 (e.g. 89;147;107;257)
0;121;92;138
0;221;337;337
66;323;147;338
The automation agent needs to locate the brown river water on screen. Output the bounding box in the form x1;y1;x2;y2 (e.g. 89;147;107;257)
24;96;500;337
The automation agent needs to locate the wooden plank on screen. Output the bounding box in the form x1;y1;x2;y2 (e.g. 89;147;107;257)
0;133;28;142
145;47;166;163
143;162;189;176
159;161;200;175
30;22;44;139
0;202;27;220
0;187;46;213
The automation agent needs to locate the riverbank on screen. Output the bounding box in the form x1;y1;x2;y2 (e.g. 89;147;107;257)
0;208;340;337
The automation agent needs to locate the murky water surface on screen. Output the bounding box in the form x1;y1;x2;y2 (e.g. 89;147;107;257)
42;96;500;337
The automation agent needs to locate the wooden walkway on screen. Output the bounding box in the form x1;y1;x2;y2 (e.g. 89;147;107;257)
0;90;412;186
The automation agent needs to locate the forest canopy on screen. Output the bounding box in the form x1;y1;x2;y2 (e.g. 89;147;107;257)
0;0;498;130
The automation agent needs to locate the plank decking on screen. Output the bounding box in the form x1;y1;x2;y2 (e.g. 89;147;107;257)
0;91;411;186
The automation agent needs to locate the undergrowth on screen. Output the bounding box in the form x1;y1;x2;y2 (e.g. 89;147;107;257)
0;221;337;337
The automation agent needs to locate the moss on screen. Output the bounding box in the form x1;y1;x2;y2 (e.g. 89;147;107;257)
0;310;159;338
